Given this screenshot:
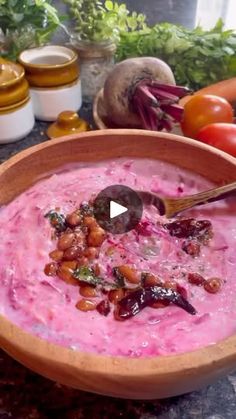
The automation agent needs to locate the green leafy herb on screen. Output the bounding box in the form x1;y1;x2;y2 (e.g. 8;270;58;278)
73;266;103;286
79;202;94;216
73;265;120;290
45;210;67;233
0;0;64;60
116;19;236;90
64;0;146;43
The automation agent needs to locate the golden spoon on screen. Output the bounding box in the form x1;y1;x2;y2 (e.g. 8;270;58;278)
137;181;236;218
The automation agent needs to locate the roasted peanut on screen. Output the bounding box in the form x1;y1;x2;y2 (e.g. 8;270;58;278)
164;280;177;291
83;247;99;260
76;299;96;311
117;265;140;284
92;263;101;276
87;227;106;247
57;261;78;285
188;272;205;286
44;262;58;276
204;277;222;294
77;256;89;267
66;211;81;227
79;286;97;298
49;249;64;262
108;288;125;304
57;233;75;251
83;216;98;229
142;273;161;287
63;246;82;261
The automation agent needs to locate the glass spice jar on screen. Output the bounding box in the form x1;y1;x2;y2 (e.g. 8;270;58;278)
70;37;116;102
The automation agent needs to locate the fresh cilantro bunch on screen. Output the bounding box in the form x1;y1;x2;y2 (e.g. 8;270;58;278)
0;0;63;60
117;19;236;90
64;0;146;43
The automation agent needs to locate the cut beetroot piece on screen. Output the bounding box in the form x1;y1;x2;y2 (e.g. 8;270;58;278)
135;221;153;237
177;185;184;193
164;218;213;240
182;240;201;257
176;284;188;300
188;272;206;286
96;300;111;316
115;286;196;320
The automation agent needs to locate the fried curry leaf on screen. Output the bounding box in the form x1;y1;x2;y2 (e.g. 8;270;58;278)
73;266;103;286
112;267;126;287
73;266;120;290
45;210;67;232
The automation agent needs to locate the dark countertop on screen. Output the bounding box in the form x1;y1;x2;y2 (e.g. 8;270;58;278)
0;104;92;164
1;1;236;418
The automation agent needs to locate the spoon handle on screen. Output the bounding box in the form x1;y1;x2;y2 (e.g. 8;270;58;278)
164;181;236;218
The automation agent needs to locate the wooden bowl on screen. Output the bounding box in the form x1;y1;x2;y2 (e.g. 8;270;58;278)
0;129;236;399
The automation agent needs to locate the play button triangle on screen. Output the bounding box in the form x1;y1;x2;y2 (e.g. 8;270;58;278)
110;200;128;219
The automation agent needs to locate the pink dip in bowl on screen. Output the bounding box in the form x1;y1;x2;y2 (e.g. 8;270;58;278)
0;158;235;357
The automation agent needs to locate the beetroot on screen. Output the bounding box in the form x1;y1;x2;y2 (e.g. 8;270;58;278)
103;57;191;131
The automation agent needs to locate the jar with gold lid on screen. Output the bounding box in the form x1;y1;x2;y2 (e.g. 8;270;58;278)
19;45;82;121
0;58;35;144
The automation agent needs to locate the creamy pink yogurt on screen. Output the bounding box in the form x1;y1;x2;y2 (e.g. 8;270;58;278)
0;158;236;357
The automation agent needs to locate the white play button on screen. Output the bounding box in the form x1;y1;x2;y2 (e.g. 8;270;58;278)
110;200;128;219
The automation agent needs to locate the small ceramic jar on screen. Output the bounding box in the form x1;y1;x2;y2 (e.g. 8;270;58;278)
0;58;35;144
19;46;82;121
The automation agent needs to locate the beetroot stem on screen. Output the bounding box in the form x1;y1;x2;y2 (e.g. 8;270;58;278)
135;84;159;107
150;106;164;120
149;106;165;130
134;97;153;130
131;80;190;131
148;110;159;131
160;118;172;132
148;81;192;98
161;104;184;121
149;87;179;103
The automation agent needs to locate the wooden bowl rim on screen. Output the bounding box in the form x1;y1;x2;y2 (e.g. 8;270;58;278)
1;128;236;379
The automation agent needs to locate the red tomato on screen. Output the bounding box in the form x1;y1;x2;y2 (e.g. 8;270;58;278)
196;123;236;157
181;94;234;139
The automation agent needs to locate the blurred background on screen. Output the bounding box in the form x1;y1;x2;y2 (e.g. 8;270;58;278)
53;0;236;30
